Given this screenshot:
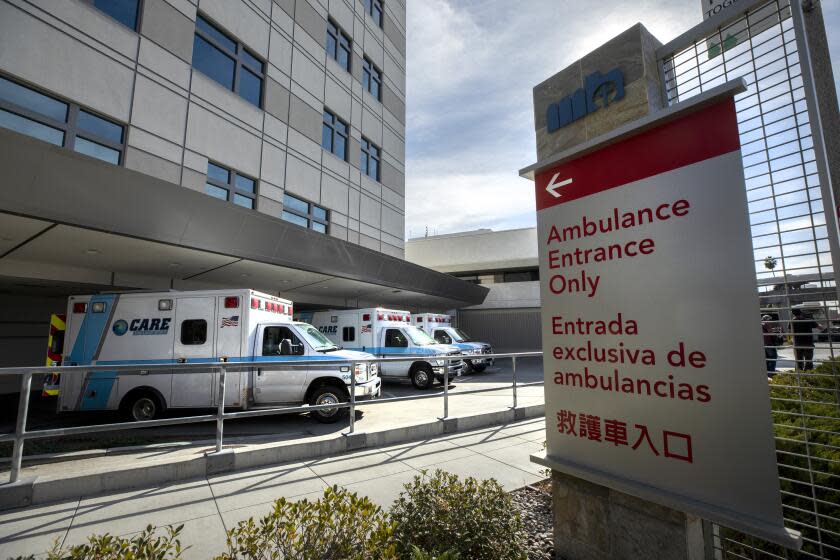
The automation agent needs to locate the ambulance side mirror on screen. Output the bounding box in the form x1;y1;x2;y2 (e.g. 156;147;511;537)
280;339;293;355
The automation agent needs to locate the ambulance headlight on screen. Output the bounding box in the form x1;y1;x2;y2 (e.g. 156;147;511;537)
353;363;368;382
434;359;445;366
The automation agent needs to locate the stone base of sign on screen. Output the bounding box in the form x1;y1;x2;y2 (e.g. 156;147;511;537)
551;470;706;560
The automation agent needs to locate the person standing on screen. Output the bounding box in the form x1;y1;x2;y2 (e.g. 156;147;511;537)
791;308;819;371
762;315;778;375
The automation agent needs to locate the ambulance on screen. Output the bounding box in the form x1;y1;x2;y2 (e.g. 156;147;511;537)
414;313;494;373
55;289;380;423
301;308;464;389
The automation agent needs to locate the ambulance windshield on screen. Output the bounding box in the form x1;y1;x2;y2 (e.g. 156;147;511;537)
446;328;467;342
296;323;340;351
404;326;437;346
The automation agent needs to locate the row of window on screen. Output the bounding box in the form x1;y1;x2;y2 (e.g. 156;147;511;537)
0;75;125;164
204;161;330;233
322;110;381;181
89;1;385;111
326;19;383;102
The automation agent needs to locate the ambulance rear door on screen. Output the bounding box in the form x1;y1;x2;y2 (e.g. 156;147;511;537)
172;296;217;407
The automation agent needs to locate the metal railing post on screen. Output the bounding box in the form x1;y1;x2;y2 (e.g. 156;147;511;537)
512;355;518;409
443;359;449;419
348;363;356;434
215;366;226;453
10;372;33;483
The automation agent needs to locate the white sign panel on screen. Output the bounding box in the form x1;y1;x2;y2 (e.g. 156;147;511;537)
534;94;791;543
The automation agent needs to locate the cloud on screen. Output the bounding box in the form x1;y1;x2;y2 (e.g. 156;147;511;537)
403;1;840;239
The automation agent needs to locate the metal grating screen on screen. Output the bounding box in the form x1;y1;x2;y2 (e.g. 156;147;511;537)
660;1;840;558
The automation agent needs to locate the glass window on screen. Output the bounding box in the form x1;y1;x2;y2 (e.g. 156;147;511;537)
282;211;309;228
360;136;381;181
206;183;228;200
262;326;304;356
180;319;207;345
0;75;125;166
405;326;436;346
284;194;310;214
326;20;351;72
434;330;452;344
74;137;120;164
362;58;381;101
77;110;123;143
312;206;327;221
195;15;236;53
343;327;355;342
206;162;257;208
207;162;230;183
282;194;329;233
93;0;140;30
233;193;254;209
192;35;235;90
321;110;348;160
363;0;383;27
242;49;264;73
0;76;67;121
193;14;265;108
235;174;255;193
385;328;407;347
239;67;263;106
0;109;64;146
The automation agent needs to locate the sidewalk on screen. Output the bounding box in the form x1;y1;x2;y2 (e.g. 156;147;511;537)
0;417;547;559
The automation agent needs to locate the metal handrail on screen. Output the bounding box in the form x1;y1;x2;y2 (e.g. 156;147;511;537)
0;351;543;484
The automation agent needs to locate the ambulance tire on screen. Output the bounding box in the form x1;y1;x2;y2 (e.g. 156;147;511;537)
410;364;434;390
120;390;164;422
469;362;487;373
309;385;349;423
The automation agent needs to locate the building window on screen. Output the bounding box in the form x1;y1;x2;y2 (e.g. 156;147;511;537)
322;110;348;160
363;0;383;27
502;270;539;283
326;20;351;72
0;75;125;165
82;0;141;31
192;14;265;108
362;58;382;101
360;137;380;181
205;162;257;209
282;193;329;234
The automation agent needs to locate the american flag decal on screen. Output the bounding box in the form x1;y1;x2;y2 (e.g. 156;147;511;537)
361;324;371;333
221;316;239;328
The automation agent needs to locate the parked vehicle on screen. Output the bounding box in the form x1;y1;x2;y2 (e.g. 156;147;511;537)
302;308;464;389
414;313;494;373
55;289;380;423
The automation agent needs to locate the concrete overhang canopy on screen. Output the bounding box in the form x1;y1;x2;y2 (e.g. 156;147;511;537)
0;128;488;308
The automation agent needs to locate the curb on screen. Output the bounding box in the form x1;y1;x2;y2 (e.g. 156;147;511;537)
0;404;544;511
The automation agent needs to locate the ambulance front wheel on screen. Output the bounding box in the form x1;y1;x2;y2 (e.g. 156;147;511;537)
309;385;349;423
120;390;164;421
468;361;487;373
411;364;434;390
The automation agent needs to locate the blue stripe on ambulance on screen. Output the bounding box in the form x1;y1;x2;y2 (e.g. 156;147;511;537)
68;295;117;410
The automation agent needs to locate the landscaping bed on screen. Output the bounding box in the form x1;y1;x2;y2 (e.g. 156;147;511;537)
511;481;554;560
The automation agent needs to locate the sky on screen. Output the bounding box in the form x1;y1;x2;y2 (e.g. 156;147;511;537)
403;0;840;240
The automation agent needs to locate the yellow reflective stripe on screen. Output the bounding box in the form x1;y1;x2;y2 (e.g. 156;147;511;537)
51;314;66;330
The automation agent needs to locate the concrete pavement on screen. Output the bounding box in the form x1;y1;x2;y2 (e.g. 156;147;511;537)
0;417;547;559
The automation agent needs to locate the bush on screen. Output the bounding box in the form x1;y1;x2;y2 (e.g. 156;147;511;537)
216;485;397;560
6;525;186;560
390;470;526;560
408;546;460;560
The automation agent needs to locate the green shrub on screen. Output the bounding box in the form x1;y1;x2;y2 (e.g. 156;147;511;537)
390;470;526;560
7;525;185;560
216;485;397;560
408;545;460;560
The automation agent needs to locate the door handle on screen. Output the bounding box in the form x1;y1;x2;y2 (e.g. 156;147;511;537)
257;368;262;376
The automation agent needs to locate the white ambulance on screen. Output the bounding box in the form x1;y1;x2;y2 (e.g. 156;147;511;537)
301;308;464;389
56;289;380;423
414;313;494;373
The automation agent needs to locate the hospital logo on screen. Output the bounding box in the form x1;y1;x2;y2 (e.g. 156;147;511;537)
112;320;129;336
